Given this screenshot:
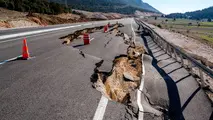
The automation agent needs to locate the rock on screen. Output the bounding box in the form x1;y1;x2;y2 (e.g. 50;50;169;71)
123;72;134;81
91;44;145;103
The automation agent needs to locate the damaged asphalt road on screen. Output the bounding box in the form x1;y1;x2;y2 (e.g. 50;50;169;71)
0;18;212;120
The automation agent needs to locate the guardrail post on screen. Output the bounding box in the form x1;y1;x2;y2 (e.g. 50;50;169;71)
199;69;207;88
160;39;163;47
169;46;173;57
188;60;193;74
163;41;167;51
166;43;169;54
180;54;184;67
140;21;213;82
168;45;172;57
160;40;164;50
174;49;178;61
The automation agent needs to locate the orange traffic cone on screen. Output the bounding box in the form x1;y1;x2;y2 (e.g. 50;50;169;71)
22;38;30;60
83;33;90;45
104;25;108;33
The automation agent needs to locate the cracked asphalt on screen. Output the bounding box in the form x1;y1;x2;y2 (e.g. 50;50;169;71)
0;18;212;120
0;19;131;120
136;27;212;119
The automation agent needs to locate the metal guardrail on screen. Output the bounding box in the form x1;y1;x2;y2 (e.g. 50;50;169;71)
135;19;213;86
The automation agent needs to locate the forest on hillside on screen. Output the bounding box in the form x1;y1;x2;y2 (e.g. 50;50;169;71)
0;0;71;14
50;0;155;14
0;0;156;15
166;6;213;20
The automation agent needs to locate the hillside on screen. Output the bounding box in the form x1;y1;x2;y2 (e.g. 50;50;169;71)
49;0;160;14
166;6;213;20
0;7;127;29
0;0;71;14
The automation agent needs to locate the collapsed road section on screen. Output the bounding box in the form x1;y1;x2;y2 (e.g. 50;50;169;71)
91;42;145;103
59;21;168;120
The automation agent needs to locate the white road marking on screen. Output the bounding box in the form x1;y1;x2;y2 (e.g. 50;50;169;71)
0;19;125;42
93;95;108;120
138;54;145;120
0;25;82;40
131;18;145;120
0;30;65;44
90;38;95;41
0;55;22;65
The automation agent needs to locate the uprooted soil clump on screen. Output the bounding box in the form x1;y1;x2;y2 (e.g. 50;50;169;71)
91;42;146;103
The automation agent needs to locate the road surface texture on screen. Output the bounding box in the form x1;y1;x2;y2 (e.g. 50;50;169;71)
135;20;212;120
0;18;212;120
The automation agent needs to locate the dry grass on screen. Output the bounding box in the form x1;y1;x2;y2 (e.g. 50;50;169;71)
144;17;213;46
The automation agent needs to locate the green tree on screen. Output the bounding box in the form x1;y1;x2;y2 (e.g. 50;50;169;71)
14;0;24;11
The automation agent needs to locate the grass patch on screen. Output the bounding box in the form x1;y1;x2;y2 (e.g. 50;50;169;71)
201;22;213;26
200;35;213;42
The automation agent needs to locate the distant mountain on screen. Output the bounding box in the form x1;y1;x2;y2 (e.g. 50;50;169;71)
166;6;213;20
49;0;160;14
121;0;160;13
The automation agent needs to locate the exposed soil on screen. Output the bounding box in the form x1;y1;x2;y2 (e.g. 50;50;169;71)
60;22;146;104
91;43;146;103
59;22;167;119
0;7;79;29
0;7;128;29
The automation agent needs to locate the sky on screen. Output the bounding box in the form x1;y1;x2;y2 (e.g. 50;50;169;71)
143;0;213;14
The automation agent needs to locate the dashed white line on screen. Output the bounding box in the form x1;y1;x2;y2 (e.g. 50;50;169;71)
93;95;108;120
138;54;145;120
90;38;95;41
0;55;22;65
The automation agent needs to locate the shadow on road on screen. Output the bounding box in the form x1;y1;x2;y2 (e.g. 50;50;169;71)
210;111;213;120
161;61;177;69
141;32;204;119
181;86;201;112
72;44;85;48
141;34;185;120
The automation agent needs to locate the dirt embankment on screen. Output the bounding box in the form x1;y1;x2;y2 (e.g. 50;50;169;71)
0;7;127;29
0;7;83;29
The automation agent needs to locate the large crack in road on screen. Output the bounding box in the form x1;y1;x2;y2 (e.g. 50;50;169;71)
59;23;124;45
59;22;168;120
91;42;146;103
